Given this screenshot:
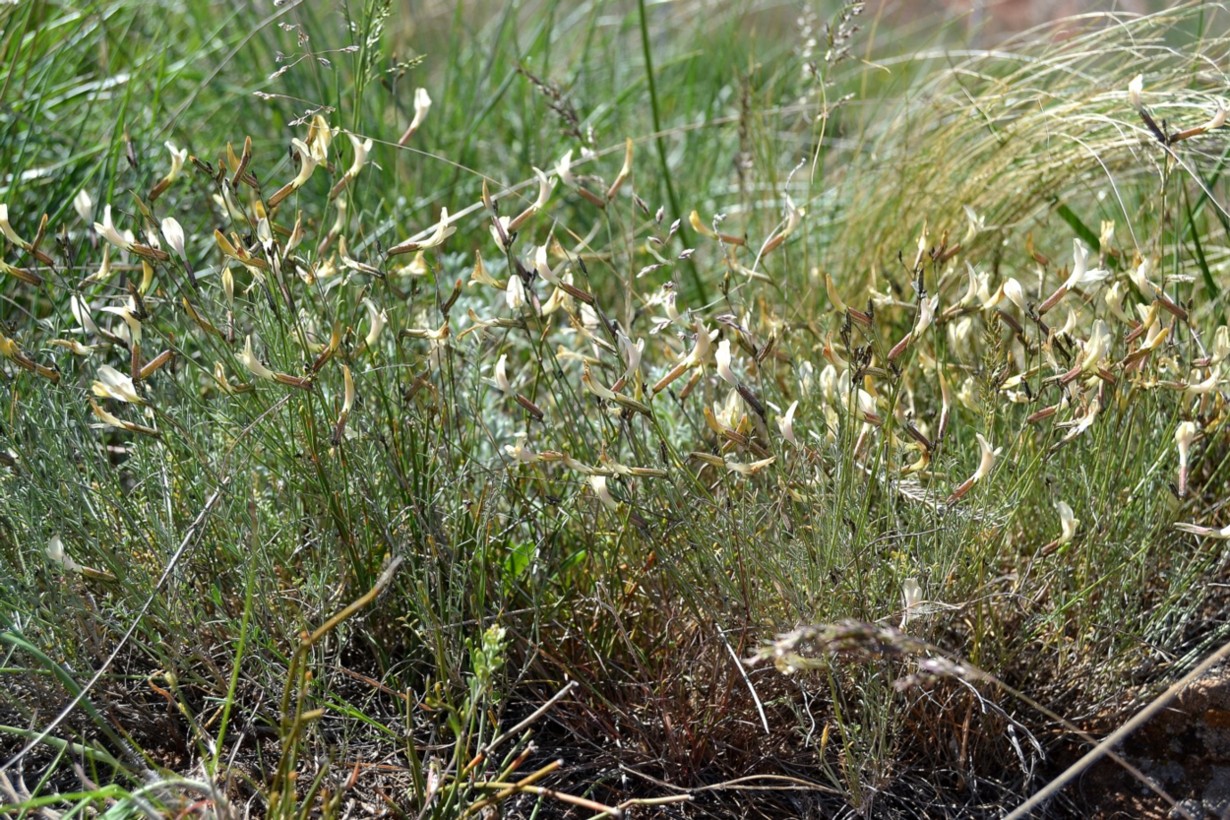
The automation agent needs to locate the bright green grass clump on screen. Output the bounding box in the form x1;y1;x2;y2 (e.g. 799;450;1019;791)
2;1;1229;817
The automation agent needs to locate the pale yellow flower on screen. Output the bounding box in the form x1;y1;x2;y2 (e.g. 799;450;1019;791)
73;190;94;223
1128;74;1144;108
617;332;644;385
505;274;527;311
1174;520;1230;539
724;455;776;476
715;339;738;386
49;339;96;356
492;354;512;394
900;578;923;628
160;217;185;258
552;150;575;187
947;433;1000;503
388;208;456;256
92;364;144;404
533;243;562;285
589;475;619;510
507;168;553;232
338;365;355;410
651;320;716;394
93;205;133;252
241;335;276;381
46;535;82;572
70;294;102;337
363;298;387;349
306;115;333;163
289;138;318;188
777;400;799;446
101;298;143;346
1056;501;1079;544
1176;420;1198;498
503;432;537;464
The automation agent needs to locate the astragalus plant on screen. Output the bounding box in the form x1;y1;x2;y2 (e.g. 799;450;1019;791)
2;1;1230;817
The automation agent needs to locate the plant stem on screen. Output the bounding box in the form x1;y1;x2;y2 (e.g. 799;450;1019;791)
636;0;707;304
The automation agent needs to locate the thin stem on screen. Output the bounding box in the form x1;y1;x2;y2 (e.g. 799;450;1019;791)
636;0;707;304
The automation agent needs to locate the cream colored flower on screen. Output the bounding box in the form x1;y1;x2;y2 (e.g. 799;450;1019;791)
759;195;803;256
777;400;799;446
581;365;617;402
348;133;372;175
724;455;776;476
1130;258;1160;300
363;298;387;349
889;294;939;360
222;266;235;306
947;433;1000;503
341;363;355;414
1204;106;1229;132
503;432;537;464
1128;74;1144;109
1039;240;1110;314
1174;520;1230;539
1184;367;1221;397
398;88;433;144
73;190;94;223
70;294;102;337
1079;320;1112;374
388;208;456;256
492;354;512;394
267;139;318;207
618;332;644;385
49;339;96;356
47;535;82;572
289;138;318;188
412;88;432;130
505;274;527;311
901;578;923;628
651;320;717;394
160;217;185;258
101;298;142;346
981;277;1025;311
589;475;619;510
553;150;575;187
818;364;838;405
1176;420;1198;497
165;142;187;181
1104;282;1131;324
489;215;513;249
1212;326;1230;364
508;168;553;232
957;263;980;308
306;115;333;163
241;335;277;381
715;339;738;386
211;362;249;396
93;205;133;252
92;364;144;404
962;205;986;243
825;272;848;314
1056;501;1079;545
533;243;562;285
972;433;999;482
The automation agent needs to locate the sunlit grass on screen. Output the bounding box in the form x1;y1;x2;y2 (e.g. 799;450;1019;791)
1;1;1229;817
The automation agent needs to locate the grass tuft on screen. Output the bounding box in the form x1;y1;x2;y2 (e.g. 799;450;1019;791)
2;1;1230;816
